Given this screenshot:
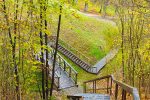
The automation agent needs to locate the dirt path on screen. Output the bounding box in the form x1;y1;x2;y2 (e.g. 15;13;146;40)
79;12;117;26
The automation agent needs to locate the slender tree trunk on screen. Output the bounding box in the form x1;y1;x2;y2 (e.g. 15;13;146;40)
99;3;103;13
120;17;125;82
84;2;88;12
44;0;49;99
39;0;45;99
13;0;20;99
50;6;62;98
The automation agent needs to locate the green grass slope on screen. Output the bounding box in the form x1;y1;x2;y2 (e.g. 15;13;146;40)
59;12;118;64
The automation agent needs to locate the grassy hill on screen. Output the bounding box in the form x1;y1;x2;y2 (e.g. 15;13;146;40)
50;11;120;86
51;11;119;64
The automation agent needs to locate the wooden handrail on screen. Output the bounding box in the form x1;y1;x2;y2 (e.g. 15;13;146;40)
83;75;140;100
57;53;78;73
59;38;92;64
84;75;111;83
50;49;78;85
35;54;60;90
67;95;82;99
49;35;94;65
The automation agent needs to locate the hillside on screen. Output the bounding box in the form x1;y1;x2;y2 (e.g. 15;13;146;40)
51;11;119;65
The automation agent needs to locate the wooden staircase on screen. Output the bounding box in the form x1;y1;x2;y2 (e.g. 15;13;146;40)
49;50;78;89
67;75;140;100
56;44;97;73
49;36;97;74
36;50;78;90
49;36;118;74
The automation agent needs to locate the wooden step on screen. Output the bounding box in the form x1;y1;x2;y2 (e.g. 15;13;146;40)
51;43;93;73
68;93;110;100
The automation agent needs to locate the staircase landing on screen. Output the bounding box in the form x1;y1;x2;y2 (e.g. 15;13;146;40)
68;93;110;100
48;53;77;89
93;48;119;73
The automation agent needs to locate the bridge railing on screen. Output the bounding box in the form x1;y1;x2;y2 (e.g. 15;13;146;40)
83;75;140;100
50;49;78;85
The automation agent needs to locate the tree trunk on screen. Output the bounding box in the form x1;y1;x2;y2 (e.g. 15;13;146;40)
84;2;88;12
50;6;62;98
44;0;49;99
39;1;45;99
14;0;20;99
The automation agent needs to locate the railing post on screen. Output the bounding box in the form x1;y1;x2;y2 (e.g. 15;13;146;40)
122;90;126;100
84;82;86;93
75;73;77;85
64;61;66;71
107;77;109;94
95;80;96;93
93;81;95;93
58;77;60;89
58;56;61;66
69;67;71;77
115;84;118;100
110;77;113;95
50;51;53;59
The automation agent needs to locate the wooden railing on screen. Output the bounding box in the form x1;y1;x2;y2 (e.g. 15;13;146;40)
50;50;78;85
49;70;60;90
49;35;93;65
59;38;92;65
35;55;60;90
84;75;140;100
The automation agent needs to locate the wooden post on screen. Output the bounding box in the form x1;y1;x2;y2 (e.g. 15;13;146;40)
122;90;126;100
110;77;113;95
58;56;61;66
107;77;109;94
95;80;96;93
93;81;95;93
58;77;60;89
84;82;86;93
64;61;66;71
115;84;118;100
75;73;77;85
69;67;71;77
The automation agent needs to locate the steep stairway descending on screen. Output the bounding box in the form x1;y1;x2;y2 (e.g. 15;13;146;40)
37;50;78;90
49;36;118;74
48;60;75;89
51;44;97;74
48;50;78;89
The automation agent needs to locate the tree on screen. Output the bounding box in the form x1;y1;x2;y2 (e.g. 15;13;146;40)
50;5;62;98
84;0;89;12
116;0;150;98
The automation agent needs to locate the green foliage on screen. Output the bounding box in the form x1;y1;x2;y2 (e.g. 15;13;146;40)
52;11;119;64
0;0;149;99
